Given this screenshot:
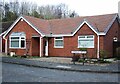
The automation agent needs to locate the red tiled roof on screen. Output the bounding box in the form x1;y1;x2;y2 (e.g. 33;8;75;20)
23;13;117;35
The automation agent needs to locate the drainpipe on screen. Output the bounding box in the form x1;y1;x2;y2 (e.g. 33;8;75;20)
97;35;100;59
5;38;7;54
40;37;42;57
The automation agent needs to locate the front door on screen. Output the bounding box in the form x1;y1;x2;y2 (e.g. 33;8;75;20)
45;39;48;56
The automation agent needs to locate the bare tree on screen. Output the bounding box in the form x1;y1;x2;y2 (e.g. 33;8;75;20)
1;1;79;21
20;2;31;15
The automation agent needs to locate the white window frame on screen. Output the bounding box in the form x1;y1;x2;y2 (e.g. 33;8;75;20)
54;37;64;48
78;35;94;48
9;36;26;49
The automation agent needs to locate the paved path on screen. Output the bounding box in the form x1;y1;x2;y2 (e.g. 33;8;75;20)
28;57;72;64
2;56;120;73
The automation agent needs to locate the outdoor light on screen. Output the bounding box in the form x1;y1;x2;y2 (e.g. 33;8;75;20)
113;36;118;42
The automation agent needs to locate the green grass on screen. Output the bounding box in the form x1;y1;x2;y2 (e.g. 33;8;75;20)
28;56;40;58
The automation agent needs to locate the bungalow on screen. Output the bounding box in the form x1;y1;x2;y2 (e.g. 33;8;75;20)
1;13;120;58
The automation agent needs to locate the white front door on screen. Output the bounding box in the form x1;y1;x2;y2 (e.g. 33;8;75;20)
45;39;48;56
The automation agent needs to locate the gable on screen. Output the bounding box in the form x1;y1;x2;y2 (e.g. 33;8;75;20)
3;16;45;39
8;19;40;37
72;21;99;36
76;23;97;35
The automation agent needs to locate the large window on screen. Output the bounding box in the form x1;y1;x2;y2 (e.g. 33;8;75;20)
78;35;94;48
54;37;64;48
9;32;26;48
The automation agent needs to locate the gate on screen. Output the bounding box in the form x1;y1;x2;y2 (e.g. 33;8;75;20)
113;41;120;57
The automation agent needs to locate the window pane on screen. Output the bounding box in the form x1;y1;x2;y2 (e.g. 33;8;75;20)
11;40;19;47
21;37;25;39
10;36;26;48
79;36;85;38
21;40;25;48
87;36;93;38
78;35;94;48
11;37;19;40
55;40;63;47
55;37;63;39
79;40;94;48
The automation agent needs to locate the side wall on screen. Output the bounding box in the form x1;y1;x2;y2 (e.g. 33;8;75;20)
100;19;120;57
0;35;5;53
49;24;98;58
5;19;41;56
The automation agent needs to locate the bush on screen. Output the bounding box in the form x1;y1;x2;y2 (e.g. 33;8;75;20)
78;58;87;63
116;47;120;57
99;50;109;59
79;48;87;51
98;60;111;63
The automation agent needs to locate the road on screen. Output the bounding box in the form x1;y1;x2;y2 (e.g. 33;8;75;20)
2;62;119;82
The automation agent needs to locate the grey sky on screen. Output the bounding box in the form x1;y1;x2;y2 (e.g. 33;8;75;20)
4;0;120;16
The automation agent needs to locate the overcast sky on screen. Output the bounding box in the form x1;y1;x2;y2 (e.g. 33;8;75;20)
4;0;120;16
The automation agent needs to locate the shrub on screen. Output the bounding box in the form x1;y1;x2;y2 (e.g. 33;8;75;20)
79;48;87;51
116;47;120;57
78;58;87;63
99;50;109;59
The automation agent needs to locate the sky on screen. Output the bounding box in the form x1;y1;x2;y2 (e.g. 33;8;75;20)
4;0;120;16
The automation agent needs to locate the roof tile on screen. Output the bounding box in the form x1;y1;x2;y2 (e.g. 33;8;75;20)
23;13;117;35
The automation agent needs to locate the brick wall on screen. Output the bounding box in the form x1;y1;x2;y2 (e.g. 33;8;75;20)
31;38;40;56
48;24;98;58
5;19;41;56
103;19;120;57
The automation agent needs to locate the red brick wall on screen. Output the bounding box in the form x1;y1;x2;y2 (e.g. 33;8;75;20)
99;36;104;50
2;38;5;52
32;38;40;56
103;19;120;57
118;20;120;41
48;24;98;58
0;35;5;53
5;19;41;56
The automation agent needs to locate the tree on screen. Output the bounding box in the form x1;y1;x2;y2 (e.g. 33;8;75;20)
69;11;78;18
1;1;79;21
20;2;31;15
2;11;17;22
32;11;40;18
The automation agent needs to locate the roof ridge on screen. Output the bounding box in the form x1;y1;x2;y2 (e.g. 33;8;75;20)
22;13;117;22
21;13;117;36
79;13;117;17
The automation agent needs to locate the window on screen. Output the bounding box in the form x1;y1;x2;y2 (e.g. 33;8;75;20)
54;37;64;48
10;32;26;48
78;35;94;48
